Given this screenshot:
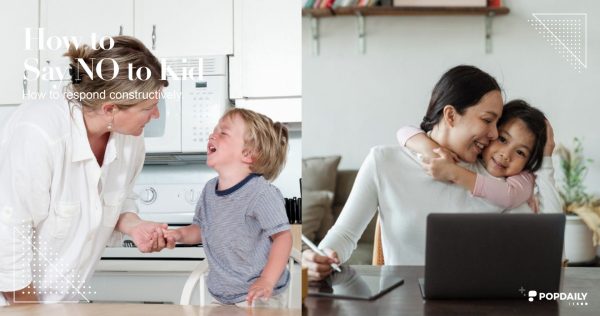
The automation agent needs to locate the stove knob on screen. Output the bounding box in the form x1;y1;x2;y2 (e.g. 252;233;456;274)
184;189;198;204
140;187;157;204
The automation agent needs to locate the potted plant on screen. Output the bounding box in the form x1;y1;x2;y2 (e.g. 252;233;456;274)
557;138;600;264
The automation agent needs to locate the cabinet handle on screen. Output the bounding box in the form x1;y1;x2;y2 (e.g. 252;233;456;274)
119;25;123;35
22;70;28;97
152;25;156;50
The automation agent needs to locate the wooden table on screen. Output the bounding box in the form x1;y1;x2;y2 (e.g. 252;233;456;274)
304;266;600;316
0;303;301;316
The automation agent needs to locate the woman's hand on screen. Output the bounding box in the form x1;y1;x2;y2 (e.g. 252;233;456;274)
302;248;339;281
421;147;460;182
116;213;171;252
544;120;555;157
129;221;168;252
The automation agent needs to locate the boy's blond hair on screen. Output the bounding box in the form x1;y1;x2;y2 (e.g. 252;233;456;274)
222;108;288;181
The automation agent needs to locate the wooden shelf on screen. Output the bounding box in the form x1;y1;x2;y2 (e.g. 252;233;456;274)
302;6;510;17
303;6;510;55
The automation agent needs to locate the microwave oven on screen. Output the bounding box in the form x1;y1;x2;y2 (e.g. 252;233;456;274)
144;55;230;157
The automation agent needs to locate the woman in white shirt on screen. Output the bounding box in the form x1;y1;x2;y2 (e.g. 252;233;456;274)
302;65;561;280
0;36;176;304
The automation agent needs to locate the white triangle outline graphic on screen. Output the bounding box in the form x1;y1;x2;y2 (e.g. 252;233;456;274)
532;13;587;68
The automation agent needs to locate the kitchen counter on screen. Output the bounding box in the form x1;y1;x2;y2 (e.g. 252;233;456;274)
1;303;301;316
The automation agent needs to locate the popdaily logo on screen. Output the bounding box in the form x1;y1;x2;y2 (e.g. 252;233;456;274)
527;290;589;306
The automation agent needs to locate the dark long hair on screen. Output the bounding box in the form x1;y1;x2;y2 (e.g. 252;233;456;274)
497;100;547;172
421;65;501;132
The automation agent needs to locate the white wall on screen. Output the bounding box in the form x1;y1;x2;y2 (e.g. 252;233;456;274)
303;0;600;195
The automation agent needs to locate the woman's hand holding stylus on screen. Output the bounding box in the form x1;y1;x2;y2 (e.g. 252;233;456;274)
302;248;340;281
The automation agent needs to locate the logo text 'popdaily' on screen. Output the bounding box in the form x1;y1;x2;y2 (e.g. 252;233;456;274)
538;292;588;301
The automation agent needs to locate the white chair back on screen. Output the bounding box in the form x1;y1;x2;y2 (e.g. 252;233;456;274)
180;249;302;307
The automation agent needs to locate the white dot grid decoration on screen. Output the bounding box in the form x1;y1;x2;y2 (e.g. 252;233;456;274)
11;225;94;303
528;13;587;73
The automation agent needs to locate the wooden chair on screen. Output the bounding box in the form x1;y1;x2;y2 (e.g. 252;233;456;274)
372;214;384;265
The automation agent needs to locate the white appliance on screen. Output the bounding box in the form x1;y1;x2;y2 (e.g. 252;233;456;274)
101;166;216;260
95;168;213;304
144;56;230;156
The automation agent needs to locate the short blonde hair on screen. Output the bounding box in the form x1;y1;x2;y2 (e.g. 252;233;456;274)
63;35;168;111
223;108;288;181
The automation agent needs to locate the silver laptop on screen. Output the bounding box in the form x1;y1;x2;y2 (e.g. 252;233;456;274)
420;213;565;299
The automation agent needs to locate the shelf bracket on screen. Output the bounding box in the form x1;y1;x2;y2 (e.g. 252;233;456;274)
485;12;495;54
356;12;366;54
310;15;320;56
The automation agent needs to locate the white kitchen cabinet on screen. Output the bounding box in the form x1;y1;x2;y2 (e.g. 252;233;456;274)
134;0;233;58
235;98;301;125
40;0;134;63
0;0;39;105
39;0;232;63
229;0;301;122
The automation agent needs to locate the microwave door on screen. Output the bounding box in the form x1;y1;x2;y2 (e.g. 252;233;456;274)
144;79;182;153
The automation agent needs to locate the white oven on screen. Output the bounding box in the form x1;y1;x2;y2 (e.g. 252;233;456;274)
144;55;230;154
101;165;216;258
94;167;209;304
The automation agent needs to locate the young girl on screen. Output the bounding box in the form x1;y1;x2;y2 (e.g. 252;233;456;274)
397;100;548;210
164;108;291;307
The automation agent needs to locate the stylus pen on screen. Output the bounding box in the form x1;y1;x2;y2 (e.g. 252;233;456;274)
301;234;342;273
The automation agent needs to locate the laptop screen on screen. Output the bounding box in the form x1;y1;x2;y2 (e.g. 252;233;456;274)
423;213;565;299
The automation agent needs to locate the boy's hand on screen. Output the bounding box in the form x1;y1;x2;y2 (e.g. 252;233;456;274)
422;147;459;182
162;229;181;249
247;277;275;304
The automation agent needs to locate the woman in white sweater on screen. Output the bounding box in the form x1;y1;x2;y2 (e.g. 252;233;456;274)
303;65;561;280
